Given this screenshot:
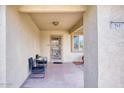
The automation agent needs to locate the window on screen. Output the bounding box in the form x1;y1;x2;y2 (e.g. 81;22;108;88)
71;30;84;52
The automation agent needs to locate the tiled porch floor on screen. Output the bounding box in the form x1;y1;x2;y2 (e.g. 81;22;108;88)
21;63;84;88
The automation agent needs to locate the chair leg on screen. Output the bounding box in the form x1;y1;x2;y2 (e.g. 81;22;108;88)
43;72;46;78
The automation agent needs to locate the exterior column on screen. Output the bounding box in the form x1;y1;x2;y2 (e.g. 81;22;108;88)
83;5;98;88
0;5;6;88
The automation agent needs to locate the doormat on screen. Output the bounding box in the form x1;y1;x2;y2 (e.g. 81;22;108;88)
73;62;83;65
53;62;63;64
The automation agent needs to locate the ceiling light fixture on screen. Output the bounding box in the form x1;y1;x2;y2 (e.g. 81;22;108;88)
52;21;59;26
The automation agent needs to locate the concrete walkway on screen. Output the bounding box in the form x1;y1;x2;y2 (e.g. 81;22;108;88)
21;63;84;88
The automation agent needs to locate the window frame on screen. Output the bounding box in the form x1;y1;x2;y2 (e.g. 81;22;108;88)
71;31;84;52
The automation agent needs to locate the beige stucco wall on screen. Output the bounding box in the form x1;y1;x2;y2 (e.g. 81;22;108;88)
0;6;6;88
98;5;124;88
40;30;83;62
83;5;98;88
4;5;124;88
6;6;41;88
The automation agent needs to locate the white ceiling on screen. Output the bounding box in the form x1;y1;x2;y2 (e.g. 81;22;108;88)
29;13;83;31
18;5;85;31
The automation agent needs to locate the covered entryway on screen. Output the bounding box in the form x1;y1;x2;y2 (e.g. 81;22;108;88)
6;5;85;88
1;5;124;88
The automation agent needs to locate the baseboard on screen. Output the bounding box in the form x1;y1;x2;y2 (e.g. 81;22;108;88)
19;73;31;88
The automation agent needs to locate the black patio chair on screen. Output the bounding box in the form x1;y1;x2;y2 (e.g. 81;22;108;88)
36;56;48;67
28;57;45;78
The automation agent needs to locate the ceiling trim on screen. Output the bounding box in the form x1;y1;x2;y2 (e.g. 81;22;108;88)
69;17;83;34
69;25;83;34
18;5;87;13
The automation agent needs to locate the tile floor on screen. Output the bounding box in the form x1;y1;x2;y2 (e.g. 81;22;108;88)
21;63;84;88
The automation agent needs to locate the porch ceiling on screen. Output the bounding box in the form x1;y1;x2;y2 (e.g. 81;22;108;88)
29;13;83;31
18;5;86;31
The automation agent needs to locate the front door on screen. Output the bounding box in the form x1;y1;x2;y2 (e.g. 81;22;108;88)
50;35;62;63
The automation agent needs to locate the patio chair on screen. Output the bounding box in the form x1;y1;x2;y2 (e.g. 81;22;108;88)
36;56;48;67
28;57;45;78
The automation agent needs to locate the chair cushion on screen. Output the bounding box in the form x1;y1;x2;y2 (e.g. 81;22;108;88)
32;66;45;72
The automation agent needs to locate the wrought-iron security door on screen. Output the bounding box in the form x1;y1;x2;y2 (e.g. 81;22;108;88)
50;35;62;63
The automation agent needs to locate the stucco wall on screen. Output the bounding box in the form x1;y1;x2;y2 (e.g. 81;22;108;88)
98;5;124;88
0;6;6;88
83;5;98;88
6;6;41;88
40;30;83;62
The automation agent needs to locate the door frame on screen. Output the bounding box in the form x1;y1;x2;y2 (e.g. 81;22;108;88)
50;34;63;63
